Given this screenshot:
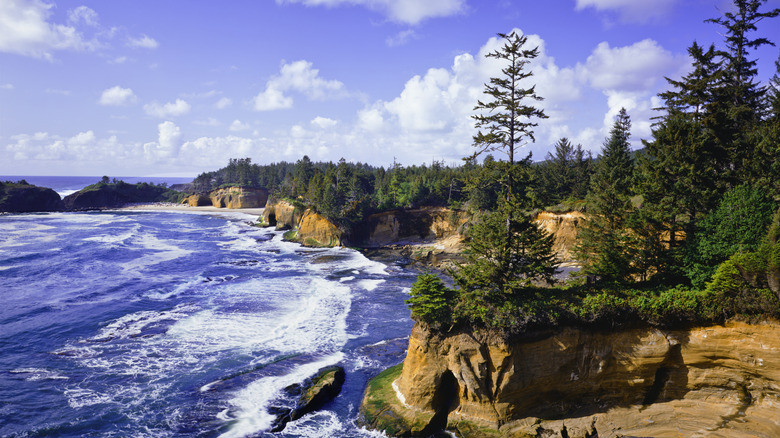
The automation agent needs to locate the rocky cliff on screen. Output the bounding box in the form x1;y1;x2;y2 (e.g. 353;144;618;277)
207;187;268;209
262;201;471;250
263;199;342;247
0;182;63;212
533;211;584;263
362;321;780;437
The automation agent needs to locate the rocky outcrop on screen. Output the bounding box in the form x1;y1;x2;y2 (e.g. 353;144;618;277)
63;182;179;210
0;182;64;213
0;182;63;212
359;207;470;247
208;187;268;209
183;193;211;207
271;366;346;432
361;321;780;437
533;211;585;263
263;199;342;247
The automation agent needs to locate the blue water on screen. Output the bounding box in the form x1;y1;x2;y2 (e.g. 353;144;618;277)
0;203;415;436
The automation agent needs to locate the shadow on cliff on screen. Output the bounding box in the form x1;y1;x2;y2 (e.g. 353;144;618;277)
502;328;692;422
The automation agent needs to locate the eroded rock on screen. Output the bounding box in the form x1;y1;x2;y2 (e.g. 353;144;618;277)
363;321;780;437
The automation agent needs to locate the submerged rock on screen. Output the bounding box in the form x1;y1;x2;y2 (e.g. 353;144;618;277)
270;365;346;432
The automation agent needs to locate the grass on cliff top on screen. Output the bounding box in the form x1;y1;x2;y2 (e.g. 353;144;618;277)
361;364;434;436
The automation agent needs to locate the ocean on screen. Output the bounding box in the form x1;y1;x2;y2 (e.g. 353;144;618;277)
0;177;416;437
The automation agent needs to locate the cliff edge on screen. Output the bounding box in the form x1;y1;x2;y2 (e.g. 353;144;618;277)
361;321;780;437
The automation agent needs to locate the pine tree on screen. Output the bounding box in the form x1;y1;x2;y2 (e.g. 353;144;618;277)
471;31;548;200
576;108;636;283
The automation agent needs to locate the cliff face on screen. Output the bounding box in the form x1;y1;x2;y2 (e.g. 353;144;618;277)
533;211;585;263
360;207;469;247
364;321;780;437
0;183;63;212
208;187;268;209
263;200;342;247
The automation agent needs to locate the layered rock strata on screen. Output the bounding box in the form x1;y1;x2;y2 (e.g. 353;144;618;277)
362;321;780;437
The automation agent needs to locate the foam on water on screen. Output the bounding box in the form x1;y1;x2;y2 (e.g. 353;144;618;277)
358;279;386;291
1;209;416;438
219;352;345;438
10;368;69;381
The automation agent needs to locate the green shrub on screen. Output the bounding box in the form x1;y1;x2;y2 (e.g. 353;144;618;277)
406;273;457;327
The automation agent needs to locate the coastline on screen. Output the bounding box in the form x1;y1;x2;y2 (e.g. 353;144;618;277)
113;203;266;217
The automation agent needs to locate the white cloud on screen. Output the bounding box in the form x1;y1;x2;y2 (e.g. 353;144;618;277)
99;86;137;106
0;84;14;90
229;120;251;132
386;29;417;47
0;0;97;59
68;6;98;27
144;121;181;160
253;60;345;111
109;56;128;64
215;97;232;109
276;0;465;25
581;39;683;92
311;116;338;129
357;107;385;132
254;87;294;111
575;0;678;23
179;135;262;167
4;130;131;162
144;99;191;118
127;34;158;49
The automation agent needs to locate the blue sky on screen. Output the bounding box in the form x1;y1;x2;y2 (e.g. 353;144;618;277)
1;0;779;177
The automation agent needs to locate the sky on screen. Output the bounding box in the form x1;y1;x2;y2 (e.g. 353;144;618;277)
1;0;779;177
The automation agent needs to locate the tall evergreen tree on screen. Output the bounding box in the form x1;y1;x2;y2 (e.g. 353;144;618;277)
471;31;548;200
706;0;780;183
535;137;592;206
576;108;636;282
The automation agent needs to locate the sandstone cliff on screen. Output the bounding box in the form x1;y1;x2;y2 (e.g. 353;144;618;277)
362;321;780;437
263;199;342;247
208;187;268;209
533;211;585;263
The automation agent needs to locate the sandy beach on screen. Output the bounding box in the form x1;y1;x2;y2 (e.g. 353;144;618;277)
116;203;266;217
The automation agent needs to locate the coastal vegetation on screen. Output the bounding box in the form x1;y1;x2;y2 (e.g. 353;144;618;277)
407;0;780;336
0;179;63;212
192;1;780;336
63;178;184;210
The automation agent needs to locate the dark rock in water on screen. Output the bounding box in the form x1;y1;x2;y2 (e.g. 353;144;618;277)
269;365;346;433
0;181;63;213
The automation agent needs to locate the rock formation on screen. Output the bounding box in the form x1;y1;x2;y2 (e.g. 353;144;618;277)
270;366;346;432
533;211;585;263
208;187;268;209
262;199;342;247
0;182;63;212
63;182;179;210
361;321;780;437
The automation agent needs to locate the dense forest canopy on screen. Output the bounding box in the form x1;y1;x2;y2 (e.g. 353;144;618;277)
194;1;780;334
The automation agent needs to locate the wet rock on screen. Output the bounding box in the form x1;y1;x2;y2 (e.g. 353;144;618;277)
270;365;346;432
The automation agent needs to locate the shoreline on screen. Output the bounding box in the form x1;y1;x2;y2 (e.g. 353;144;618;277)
113;203;266;217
